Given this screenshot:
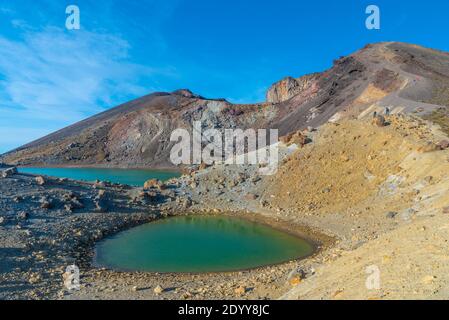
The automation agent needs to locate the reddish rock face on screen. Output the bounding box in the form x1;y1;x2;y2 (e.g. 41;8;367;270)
266;74;319;104
2;42;449;168
437;140;449;150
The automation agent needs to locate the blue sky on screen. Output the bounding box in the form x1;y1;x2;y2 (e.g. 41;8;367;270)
1;0;449;153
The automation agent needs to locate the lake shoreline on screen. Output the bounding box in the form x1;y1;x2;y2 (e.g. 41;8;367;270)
0;168;332;300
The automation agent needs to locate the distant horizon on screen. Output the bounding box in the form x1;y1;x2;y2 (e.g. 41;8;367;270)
1;0;449;153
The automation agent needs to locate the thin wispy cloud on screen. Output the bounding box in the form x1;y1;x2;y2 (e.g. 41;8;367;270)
0;2;178;153
0;27;173;122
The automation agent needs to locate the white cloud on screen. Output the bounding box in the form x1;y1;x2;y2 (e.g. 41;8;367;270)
0;27;172;122
0;26;178;152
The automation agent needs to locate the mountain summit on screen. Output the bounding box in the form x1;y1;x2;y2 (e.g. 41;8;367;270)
2;42;449;167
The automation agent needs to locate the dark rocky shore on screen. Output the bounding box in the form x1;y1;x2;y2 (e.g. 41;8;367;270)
0;166;318;300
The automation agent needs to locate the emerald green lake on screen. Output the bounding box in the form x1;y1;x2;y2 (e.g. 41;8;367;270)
18;167;180;187
94;216;314;273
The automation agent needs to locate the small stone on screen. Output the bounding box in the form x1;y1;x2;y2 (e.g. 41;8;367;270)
234;286;246;295
144;179;163;190
422;275;436;284
93;180;105;189
29;273;41;284
154;285;164;294
244;193;258;201
289;277;302;286
94;201;108;213
443;207;449;214
1;167;17;178
35;176;45;186
0;216;5;225
17;211;29;220
181;291;192;299
372;115;386;127
436;140;449;150
40;198;52;209
386;212;397;219
424;176;433;184
96;190;106;199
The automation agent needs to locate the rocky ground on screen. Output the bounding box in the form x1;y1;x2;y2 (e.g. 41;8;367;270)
1;114;449;300
2;40;449;300
0;166;324;300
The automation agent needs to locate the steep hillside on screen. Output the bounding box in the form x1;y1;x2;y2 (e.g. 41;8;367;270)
2;42;449;167
178;114;449;299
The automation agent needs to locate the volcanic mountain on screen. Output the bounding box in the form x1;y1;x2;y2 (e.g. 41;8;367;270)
2;42;449;168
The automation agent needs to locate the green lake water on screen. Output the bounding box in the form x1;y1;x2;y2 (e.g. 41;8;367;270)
94;216;314;273
18;167;180;187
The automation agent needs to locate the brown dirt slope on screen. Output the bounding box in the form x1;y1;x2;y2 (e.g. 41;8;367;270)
257;115;449;299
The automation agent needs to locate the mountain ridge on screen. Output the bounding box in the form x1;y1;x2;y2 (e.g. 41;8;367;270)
2;41;449;168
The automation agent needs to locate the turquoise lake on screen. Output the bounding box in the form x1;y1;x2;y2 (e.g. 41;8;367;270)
18;167;180;187
94;216;314;273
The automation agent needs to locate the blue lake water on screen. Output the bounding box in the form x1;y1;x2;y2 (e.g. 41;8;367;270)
18;167;180;187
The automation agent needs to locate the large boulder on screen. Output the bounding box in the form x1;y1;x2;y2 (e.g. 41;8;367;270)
1;167;17;178
266;74;319;104
143;179;165;190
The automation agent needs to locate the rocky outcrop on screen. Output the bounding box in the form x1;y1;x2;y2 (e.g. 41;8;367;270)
2;42;449;168
266;74;319;104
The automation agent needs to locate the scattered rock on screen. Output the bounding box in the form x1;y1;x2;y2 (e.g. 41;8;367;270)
93;180;106;189
251;176;261;184
244;193;258;201
96;190;106;199
289;277;302;286
153;285;164;294
436;140;449;150
1;167;17;178
144;179;164;190
234;286;246;295
400;208;417;221
94;201;108;213
39;197;53;209
418;142;438;153
280;131;307;146
372;115;386;127
287;268;306;286
424;176;434;184
64;204;73;213
260;200;269;208
181;198;192;209
28;273;41;284
70;199;84;210
422;275;436;284
17;211;29;220
443;207;449;214
35;176;45;186
386;211;397;219
0;216;5;225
